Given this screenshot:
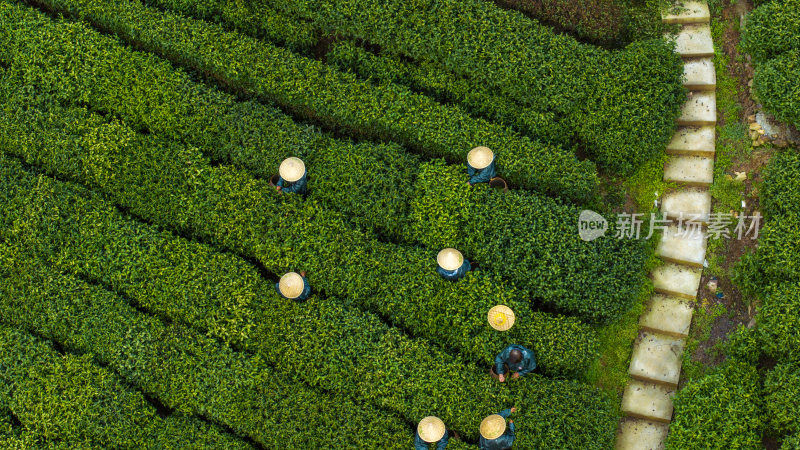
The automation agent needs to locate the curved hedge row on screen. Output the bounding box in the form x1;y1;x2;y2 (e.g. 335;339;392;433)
0;154;617;448
264;0;686;175
0;325;251;449
665;361;765;449
0;244;416;448
0;3;649;324
742;0;800;128
19;0;597;201
764;363;800;436
0;76;600;377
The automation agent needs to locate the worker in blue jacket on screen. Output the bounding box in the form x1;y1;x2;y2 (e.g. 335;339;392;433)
493;345;536;382
276;271;310;301
436;248;471;281
415;416;450;449
467;146;496;186
479;408;517;450
275;157;307;194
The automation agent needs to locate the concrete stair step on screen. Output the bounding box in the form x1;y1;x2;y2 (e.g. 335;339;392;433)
640;294;695;338
652;263;703;299
666;126;716;156
621;379;676;422
615;418;669;450
677;91;716;126
629;331;686;387
682;57;716;90
661;188;712;224
662;1;711;24
667;23;714;57
664;155;715;187
656;224;708;267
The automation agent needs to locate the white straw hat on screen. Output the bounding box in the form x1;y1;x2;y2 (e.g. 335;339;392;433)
278;272;304;299
417;416;446;443
467;146;494;169
437;248;464;272
279;157;306;182
480;414;507;440
488;305;516;331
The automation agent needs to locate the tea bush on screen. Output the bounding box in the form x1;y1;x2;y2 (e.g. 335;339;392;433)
763;363;800;436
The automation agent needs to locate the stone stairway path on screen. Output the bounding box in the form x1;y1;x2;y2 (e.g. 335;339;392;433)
615;2;715;448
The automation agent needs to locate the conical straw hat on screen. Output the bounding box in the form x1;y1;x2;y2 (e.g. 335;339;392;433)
437;248;464;271
278;272;304;299
417;416;446;443
467;146;494;169
488;305;516;331
279;157;306;182
480;414;506;440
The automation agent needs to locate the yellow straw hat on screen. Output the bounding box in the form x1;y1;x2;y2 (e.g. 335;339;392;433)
488;305;516;331
467;146;494;169
437;248;464;272
278;272;304;299
417;416;446;443
480;414;507;440
279;157;306;182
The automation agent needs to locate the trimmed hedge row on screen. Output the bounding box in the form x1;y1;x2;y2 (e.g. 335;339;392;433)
0;325;252;449
0;244;416;448
764;363;800;436
492;0;625;44
0;154;617;448
0;3;649;323
784;434;800;449
0;75;600;377
755;284;800;363
264;0;687;175
665;361;765;449
18;0;597;201
761;150;800;221
742;0;800;128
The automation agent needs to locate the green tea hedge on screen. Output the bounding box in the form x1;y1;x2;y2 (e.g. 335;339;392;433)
0;325;251;449
0;244;415;448
760;151;800;220
0;154;617;448
783;434;800;449
263;0;686;175
0;3;648;323
492;0;625;44
15;0;596;201
756;284;800;363
0;76;599;377
742;0;800;128
666;361;765;449
764;363;800;436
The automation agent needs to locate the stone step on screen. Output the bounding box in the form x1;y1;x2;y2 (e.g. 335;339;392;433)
664;155;715;187
661;188;712;224
621;379;676;423
666;126;716;156
662;1;711;24
682;57;716;90
656;224;708;267
640;294;695;338
677;91;716;126
615;418;669;450
629;331;686;387
651;263;702;299
667;24;714;57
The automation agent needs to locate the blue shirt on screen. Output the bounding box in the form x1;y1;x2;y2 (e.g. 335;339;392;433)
275;276;311;301
414;429;449;450
467;160;496;185
495;344;536;376
436;259;471;281
277;173;307;194
479;409;515;450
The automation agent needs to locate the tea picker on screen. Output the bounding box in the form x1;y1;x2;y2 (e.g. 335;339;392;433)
492;344;536;383
415;416;450;450
275;157;307;194
466;146;496;186
479;408;517;450
276;271;311;301
436;248;472;281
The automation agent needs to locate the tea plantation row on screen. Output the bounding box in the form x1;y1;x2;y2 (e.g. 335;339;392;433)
0;0;650;324
0;151;618;448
